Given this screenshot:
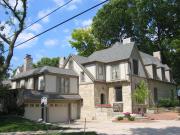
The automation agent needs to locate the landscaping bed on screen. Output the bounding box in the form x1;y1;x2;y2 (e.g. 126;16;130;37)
0;115;66;132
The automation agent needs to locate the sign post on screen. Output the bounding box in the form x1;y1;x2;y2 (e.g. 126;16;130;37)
41;97;47;122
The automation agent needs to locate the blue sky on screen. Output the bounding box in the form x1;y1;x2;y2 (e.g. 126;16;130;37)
1;0;106;70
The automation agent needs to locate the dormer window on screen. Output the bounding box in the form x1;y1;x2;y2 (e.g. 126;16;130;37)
152;65;157;79
162;67;165;81
133;59;138;75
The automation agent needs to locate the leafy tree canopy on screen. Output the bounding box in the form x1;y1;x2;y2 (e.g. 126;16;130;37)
69;27;103;57
33;57;59;68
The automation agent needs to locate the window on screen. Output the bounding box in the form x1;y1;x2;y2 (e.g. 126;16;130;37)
58;77;70;94
133;59;138;75
69;60;73;69
152;65;157;79
34;77;38;90
115;87;122;102
98;64;103;75
80;72;85;82
111;65;120;80
161;67;165;81
154;88;158;104
16;80;20;88
100;93;105;104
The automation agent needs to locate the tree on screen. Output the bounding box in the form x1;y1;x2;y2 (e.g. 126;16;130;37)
0;0;27;82
33;57;59;68
133;80;149;115
69;27;103;57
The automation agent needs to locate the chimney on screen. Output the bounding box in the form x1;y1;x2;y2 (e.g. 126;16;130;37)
59;57;65;68
23;54;33;72
122;37;132;44
153;51;162;62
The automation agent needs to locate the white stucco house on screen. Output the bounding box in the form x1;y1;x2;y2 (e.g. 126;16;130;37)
11;55;81;123
63;39;176;120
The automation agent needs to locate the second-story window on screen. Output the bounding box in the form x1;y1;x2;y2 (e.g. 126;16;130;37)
152;65;157;79
98;64;103;75
111;64;120;80
133;59;138;75
162;67;165;81
80;72;85;82
59;77;70;94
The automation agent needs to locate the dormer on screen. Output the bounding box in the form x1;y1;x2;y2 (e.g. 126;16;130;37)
165;68;172;82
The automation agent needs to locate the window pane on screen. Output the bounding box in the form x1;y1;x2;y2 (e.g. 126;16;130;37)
133;59;138;75
112;65;119;80
115;87;122;102
65;78;70;94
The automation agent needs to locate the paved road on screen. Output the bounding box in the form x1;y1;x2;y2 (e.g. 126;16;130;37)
59;120;180;135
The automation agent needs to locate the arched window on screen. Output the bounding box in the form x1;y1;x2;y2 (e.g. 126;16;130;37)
100;93;105;104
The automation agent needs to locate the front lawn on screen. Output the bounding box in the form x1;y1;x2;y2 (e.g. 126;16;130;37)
46;132;97;135
0;115;65;132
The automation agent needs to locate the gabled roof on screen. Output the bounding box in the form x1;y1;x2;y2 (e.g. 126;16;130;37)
140;52;170;70
12;66;78;80
86;42;134;63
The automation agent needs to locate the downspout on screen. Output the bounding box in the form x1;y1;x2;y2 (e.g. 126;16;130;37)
128;59;133;113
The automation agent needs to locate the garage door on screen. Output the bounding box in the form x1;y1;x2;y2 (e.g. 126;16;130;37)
48;103;69;123
24;104;41;121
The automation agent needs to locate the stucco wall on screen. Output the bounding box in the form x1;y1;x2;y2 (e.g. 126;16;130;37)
145;65;153;79
65;57;92;83
85;64;96;78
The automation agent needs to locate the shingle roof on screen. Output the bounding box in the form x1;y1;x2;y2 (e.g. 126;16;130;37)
12;66;78;80
72;42;134;64
72;55;89;64
140;52;170;70
22;89;81;101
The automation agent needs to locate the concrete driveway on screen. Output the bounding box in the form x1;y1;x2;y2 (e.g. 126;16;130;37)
59;120;180;135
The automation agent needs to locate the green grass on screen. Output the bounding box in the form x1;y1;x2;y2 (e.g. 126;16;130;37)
0;115;65;132
44;132;97;135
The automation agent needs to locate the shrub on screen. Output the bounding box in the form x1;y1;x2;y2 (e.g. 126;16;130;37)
117;116;124;121
158;98;179;107
128;116;135;121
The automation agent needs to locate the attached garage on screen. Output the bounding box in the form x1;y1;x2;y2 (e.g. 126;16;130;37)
24;101;80;123
48;103;69;123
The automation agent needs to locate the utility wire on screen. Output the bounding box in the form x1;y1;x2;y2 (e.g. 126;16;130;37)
2;0;109;54
7;0;74;39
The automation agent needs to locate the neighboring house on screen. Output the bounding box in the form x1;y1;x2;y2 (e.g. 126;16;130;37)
11;55;81;123
63;39;176;120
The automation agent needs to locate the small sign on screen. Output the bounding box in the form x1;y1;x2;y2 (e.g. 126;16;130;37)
178;90;180;97
41;97;47;105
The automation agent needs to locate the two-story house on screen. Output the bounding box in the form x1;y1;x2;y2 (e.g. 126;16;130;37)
63;39;176;120
11;55;81;123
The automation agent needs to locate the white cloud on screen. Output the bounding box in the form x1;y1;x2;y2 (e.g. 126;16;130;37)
82;19;92;27
63;28;70;33
27;23;43;33
37;9;51;23
53;0;65;6
53;0;82;11
16;32;37;49
44;39;59;47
